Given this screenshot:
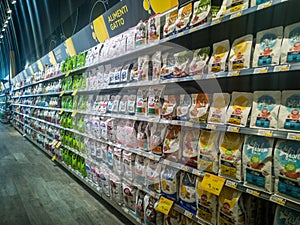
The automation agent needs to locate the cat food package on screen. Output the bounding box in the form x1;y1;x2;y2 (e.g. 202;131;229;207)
228;34;253;71
273;206;300;225
252;27;283;67
163;208;181;225
189;93;210;123
137;55;150;81
130;61;138;82
152;51;162;81
225;0;249;14
161;95;178;120
145;159;161;193
173;51;192;78
161;52;175;79
121;63;131;83
123;180;137;212
136;87;149;116
189;47;210;75
135;20;147;47
175;3;193;32
144;195;163;225
190;0;211;27
281;22;300;64
163;125;181;162
137;121;150;150
219;132;244;181
196;177;217;225
128;91;137;115
110;172;123;205
119;94;128;114
113;147;123;177
278;90;300;131
163;9;178;37
250;0;270;7
148;85;165;118
226;92;253;127
207;93;231;124
177;94;192;121
179;216;197;225
274;140;300;201
135;190;146;223
179;172;197;214
181;127;200;168
135;155;146;186
100;164;111;197
243;135;274;192
218;187;245;225
150;123;168;155
123;150;135;181
208;40;230;73
124;120;138;148
148;14;160;42
161;165;180;201
250;91;281;129
198;130;220;174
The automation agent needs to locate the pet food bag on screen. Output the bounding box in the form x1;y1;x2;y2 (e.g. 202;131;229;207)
208;40;230;73
137;121;150;150
274;140;300;201
190;0;211;27
163;208;181;225
207;93;231;124
226;92;253;127
175;3;193;32
161;165;179;201
177;94;192;121
218;186;245;225
152;51;162;81
250;91;281;129
189;47;210;75
181;127;200;168
273;206;300;225
110;172;123;205
219;132;244;181
278;90;300;131
150;123;168;155
135;190;146;222
196;177;217;225
281;22;300;64
148;14;160;42
122;150;135;181
136;87;149;116
189;93;210;123
135;20;147;47
145;159;161;193
163;125;181;162
137;55;150;81
163;9;178;37
134;155;146;186
161;52;175;79
179;172;197;214
228;34;253;71
242;135;274;192
161;95;178;120
123;180;137;212
148;85;165;118
173;51;192;77
252;26;283;67
144;195;163;225
198;130;220;174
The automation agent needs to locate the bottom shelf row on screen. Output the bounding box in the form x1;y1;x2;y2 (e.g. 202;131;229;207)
12;124;300;225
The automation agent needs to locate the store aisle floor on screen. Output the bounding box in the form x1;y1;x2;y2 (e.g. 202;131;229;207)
0;124;132;225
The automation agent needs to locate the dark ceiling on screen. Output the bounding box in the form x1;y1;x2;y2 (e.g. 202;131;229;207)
0;0;120;79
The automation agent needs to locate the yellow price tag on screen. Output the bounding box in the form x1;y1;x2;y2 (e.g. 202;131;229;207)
200;173;226;196
56;141;62;148
65;70;71;77
155;196;174;215
71;89;78;96
51;140;58;147
182;166;189;172
59;109;64;115
59;91;65;97
246;188;260;197
184;210;193;219
71;110;78;117
51;155;56;161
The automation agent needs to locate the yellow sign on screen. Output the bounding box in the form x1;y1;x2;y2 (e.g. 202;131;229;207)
92;15;110;42
56;141;62;148
51;155;56;161
37;60;44;72
71;110;78;117
51;140;58;147
48;51;57;66
59;109;64;115
59;91;65;97
65;70;71;77
71;89;78;96
65;38;76;57
142;0;178;13
200;173;226;196
155;196;174;215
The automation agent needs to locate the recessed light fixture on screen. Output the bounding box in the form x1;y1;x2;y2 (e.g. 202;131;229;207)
2;28;5;32
7;9;12;14
0;35;4;39
3;24;7;28
7;16;11;20
11;0;16;4
4;20;8;24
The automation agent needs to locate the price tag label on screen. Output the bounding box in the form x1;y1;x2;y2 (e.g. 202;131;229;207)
155;196;174;215
65;70;71;77
230;12;242;20
71;89;78;96
192;169;201;176
59;91;65;97
257;1;272;10
164;160;171;166
253;67;268;74
225;180;237;189
173;121;179;125
270;195;286;206
138;151;143;156
59;109;64;115
52;140;58;147
56;141;62;148
274;65;290;72
228;71;240;77
184;211;193;219
71;110;78;117
124;208;129;214
246;188;260;197
150;155;155;160
227;126;240;133
200;173;226;196
185;122;194;127
211;19;221;25
287;132;300;141
182;166;189;172
206;74;216;79
51;155;56;161
258;129;273;137
206;124;217;130
191;27;198;33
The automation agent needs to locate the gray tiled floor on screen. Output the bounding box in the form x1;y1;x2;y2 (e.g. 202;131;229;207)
0;124;132;225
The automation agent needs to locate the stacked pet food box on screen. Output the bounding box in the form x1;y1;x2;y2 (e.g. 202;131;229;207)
10;0;300;225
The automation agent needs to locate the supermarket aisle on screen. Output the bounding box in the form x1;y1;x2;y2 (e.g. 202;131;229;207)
0;123;131;225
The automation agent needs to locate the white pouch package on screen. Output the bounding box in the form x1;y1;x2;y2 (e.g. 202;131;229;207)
252;26;283;67
190;0;211;27
228;34;253;71
189;47;210;75
250;91;281;129
208;40;230;73
207;93;231;124
281;22;300;64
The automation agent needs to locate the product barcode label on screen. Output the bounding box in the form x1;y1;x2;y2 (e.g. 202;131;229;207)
227;126;240;133
258;129;273;137
225;180;237;189
246;188;260;196
182;166;189;172
206;124;217;130
270;195;286;206
184;211;193;219
230;12;242;20
228;71;240;77
274;65;290;72
206;73;216;79
257;1;272;10
192;169;201;176
211;19;221;25
287;132;300;141
185;122;194;127
253;67;268;74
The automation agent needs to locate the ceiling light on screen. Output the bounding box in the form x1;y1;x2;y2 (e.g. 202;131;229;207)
3;24;7;28
2;28;5;32
7;16;11;20
4;20;8;24
7;9;12;14
0;35;3;39
11;0;16;4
